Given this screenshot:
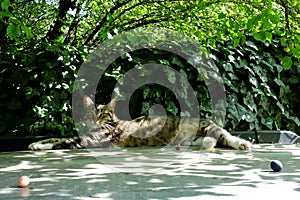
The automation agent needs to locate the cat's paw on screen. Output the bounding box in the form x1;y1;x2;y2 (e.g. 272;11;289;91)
28;142;53;151
203;136;217;150
237;140;252;151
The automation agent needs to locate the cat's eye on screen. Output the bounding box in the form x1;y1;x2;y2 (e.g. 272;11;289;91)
99;113;112;119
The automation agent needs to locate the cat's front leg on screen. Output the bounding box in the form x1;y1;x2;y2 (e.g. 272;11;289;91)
28;141;54;150
224;134;252;151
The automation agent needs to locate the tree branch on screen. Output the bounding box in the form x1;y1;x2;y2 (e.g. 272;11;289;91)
64;1;82;44
117;13;157;28
280;0;290;31
113;0;166;21
83;0;133;45
122;17;172;32
45;0;76;41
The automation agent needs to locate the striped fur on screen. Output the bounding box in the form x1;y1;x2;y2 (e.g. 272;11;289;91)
28;96;251;151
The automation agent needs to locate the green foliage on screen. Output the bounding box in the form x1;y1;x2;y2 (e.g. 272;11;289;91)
0;40;84;136
93;33;300;133
212;36;300;132
180;1;300;69
6;23;19;38
0;0;299;137
94;47;212;120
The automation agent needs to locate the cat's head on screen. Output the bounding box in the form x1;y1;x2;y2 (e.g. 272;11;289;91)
83;96;118;127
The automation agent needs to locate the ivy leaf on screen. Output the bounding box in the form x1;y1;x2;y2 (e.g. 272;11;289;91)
276;102;285;114
6;24;20;38
166;101;178;115
281;56;292;70
249;77;258;87
233;37;240;47
141;102;150;115
261;117;273;129
143;87;151;99
265;32;272;42
290;47;300;59
243;93;256;112
274;78;285;87
171;56;184;68
280;37;287;46
253;32;265;41
247;17;256;30
245;41;258;51
289;116;300;126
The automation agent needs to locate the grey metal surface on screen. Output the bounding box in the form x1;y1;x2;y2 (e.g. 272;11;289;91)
232;130;300;144
0;144;299;199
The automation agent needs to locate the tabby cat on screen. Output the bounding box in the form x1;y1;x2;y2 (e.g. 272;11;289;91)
28;96;251;151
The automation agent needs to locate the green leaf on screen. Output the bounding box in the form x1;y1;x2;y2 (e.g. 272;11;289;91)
245;41;258;51
166;101;178;115
141;102;149;115
290;47;300;58
6;23;20;38
280;37;287;46
171;56;184;68
274;78;285;87
143;87;150;99
243;93;256;112
265;32;272;42
233;37;240;47
269;14;279;24
289;116;300;126
0;10;11;19
223;63;233;72
240;35;246;45
281;56;293;70
21;25;33;39
228;55;235;62
227;72;238;80
1;0;10;10
249;77;258;87
218;13;226;19
276;102;285;114
261;117;273;129
253;32;265;41
247;18;255;30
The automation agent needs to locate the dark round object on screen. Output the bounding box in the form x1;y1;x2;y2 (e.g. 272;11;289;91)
270;160;283;172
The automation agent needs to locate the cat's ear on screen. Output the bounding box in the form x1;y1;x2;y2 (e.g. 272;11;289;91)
107;98;116;109
83;95;95;109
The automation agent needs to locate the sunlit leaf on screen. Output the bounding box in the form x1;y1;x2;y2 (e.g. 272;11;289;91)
1;0;10;10
265;32;272;42
233;37;240;47
253;32;265;41
6;24;20;38
21;25;33;39
281;56;293;70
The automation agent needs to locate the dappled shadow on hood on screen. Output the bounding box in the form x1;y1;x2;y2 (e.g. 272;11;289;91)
0;144;299;199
